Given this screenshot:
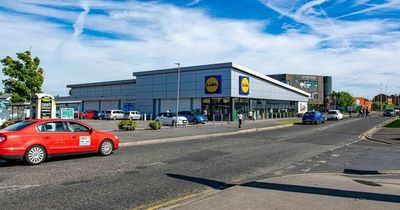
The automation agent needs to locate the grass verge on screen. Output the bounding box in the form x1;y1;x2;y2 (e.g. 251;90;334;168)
279;119;302;125
384;118;400;128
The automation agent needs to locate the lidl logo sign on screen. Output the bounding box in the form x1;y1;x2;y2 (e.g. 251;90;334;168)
239;76;249;95
205;75;221;94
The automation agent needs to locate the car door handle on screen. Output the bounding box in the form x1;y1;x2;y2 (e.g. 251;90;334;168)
43;136;51;139
71;136;77;138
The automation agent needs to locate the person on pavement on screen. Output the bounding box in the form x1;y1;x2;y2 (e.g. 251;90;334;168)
357;108;363;118
249;110;254;121
366;108;371;117
238;112;243;128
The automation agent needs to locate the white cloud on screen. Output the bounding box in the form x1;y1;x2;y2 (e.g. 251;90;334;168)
0;0;399;98
73;1;90;39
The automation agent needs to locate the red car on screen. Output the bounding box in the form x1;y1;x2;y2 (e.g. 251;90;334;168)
0;119;119;165
74;110;98;119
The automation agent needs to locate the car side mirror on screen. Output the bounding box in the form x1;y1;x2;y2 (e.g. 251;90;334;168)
89;128;93;134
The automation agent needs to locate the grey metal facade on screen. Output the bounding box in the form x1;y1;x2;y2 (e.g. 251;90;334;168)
133;63;309;118
64;63;310;120
64;79;136;111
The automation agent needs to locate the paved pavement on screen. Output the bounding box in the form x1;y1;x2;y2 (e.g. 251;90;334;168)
0;115;396;210
370;127;400;146
172;173;400;210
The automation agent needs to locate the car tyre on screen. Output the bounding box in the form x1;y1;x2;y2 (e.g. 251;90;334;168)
99;140;113;156
25;145;46;165
193;119;198;124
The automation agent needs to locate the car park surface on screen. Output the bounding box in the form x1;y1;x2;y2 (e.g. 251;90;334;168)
0;119;119;165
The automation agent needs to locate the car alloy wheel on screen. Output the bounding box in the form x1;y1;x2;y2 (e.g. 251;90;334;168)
99;140;113;156
26;145;46;165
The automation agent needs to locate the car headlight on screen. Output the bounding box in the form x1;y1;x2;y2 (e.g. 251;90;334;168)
114;135;119;139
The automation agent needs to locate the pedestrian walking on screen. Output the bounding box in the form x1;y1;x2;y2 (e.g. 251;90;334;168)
362;107;367;118
357;108;363;118
249;110;254;121
366;108;371;117
238;112;243;128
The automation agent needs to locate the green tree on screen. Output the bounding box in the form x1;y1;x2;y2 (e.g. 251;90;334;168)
1;51;44;102
331;91;355;111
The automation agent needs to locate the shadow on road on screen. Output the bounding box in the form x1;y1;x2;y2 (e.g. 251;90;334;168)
166;173;400;203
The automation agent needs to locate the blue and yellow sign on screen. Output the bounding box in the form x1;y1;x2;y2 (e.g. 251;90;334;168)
205;75;221;94
239;76;249;95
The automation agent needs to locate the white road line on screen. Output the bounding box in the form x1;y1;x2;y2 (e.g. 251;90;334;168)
0;185;40;192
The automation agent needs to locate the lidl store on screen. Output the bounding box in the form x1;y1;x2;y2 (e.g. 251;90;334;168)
60;62;310;120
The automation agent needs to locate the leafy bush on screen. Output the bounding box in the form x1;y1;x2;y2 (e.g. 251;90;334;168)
149;120;162;130
0;120;17;129
118;120;137;131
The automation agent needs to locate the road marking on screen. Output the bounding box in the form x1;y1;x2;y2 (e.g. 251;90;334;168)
0;185;40;192
138;190;214;210
331;154;340;158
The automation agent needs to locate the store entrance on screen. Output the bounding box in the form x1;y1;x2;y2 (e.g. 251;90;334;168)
201;97;232;121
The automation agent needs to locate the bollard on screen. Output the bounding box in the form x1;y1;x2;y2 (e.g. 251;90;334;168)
144;113;147;121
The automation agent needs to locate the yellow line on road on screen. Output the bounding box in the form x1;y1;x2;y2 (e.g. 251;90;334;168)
134;190;213;210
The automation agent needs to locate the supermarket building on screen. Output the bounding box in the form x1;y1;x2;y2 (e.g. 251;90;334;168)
62;62;310;120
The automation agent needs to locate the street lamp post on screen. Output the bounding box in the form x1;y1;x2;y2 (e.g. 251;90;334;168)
175;63;181;128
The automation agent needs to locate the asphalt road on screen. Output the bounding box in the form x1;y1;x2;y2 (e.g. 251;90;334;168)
0;116;396;209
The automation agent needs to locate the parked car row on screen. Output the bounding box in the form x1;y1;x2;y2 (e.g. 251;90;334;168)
302;110;344;124
74;110;143;120
73;109;209;126
155;111;208;126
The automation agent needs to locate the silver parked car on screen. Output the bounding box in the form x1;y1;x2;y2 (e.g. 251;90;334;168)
104;110;125;120
124;111;142;120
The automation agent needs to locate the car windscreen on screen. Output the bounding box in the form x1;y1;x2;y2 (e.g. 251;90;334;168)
328;111;337;114
2;121;35;131
106;111;111;114
305;112;315;115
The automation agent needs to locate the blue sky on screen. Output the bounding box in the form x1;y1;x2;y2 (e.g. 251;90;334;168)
0;0;399;98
